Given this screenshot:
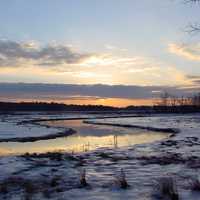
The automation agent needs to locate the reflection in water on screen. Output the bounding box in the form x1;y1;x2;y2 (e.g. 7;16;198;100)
114;135;118;148
0;119;169;155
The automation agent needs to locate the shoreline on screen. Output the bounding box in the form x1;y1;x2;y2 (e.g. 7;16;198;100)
0;114;179;143
0;128;76;143
83;120;180;134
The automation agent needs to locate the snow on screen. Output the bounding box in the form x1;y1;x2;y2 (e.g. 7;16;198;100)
0;113;200;199
0;120;62;139
0;112;96;141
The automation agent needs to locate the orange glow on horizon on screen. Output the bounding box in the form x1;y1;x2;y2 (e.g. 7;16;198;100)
8;97;156;107
62;98;154;107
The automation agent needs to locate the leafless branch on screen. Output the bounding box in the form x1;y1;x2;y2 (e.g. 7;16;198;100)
184;0;200;3
185;23;200;34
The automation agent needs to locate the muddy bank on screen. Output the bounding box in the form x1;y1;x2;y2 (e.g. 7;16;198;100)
0;128;76;142
136;152;199;166
17;114;144;125
84;120;180;134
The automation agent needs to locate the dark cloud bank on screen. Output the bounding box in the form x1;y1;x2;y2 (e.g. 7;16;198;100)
0;83;198;102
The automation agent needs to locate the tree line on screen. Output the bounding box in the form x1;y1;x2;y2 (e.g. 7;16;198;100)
153;92;200;113
0;102;118;112
156;92;200;107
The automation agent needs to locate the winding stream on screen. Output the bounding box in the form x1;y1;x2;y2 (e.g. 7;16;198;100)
0;119;169;155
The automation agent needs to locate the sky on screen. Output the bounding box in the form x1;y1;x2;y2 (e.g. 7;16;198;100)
0;0;200;106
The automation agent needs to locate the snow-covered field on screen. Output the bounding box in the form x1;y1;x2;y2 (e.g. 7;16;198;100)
0;113;200;199
0;112;94;141
0;120;63;140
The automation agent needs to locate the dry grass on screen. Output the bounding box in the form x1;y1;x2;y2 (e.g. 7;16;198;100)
114;168;129;189
79;169;88;187
23;181;36;200
154;177;179;200
189;177;200;191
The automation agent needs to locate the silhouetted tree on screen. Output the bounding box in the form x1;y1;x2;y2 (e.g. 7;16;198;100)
184;0;200;33
159;92;170;106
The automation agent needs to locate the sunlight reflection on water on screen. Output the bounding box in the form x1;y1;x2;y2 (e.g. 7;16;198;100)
0;119;169;155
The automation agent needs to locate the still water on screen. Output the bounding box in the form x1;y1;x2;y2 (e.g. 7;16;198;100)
0;120;169;155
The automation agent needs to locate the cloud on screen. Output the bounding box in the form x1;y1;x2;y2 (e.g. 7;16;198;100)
0;83;195;101
0;39;91;67
185;74;200;86
104;44;128;52
168;43;200;61
186;75;200;79
0;39;190;87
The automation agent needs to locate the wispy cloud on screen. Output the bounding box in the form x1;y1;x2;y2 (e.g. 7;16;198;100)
185;74;200;87
168;43;200;61
104;44;128;52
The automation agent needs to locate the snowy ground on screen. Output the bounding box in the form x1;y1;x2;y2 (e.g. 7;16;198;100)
0;112;138;142
0;113;200;199
0;120;65;140
0;112;101;142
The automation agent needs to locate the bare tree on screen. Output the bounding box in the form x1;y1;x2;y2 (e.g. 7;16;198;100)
187;0;200;2
186;23;200;34
160;92;170;107
170;95;178;106
184;0;200;33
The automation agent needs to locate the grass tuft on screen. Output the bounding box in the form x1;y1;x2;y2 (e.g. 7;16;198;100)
154;177;179;200
114;168;129;189
189;177;200;191
79;169;88;187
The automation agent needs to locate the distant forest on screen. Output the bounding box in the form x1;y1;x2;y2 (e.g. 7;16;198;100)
0;102;119;112
0;93;200;113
